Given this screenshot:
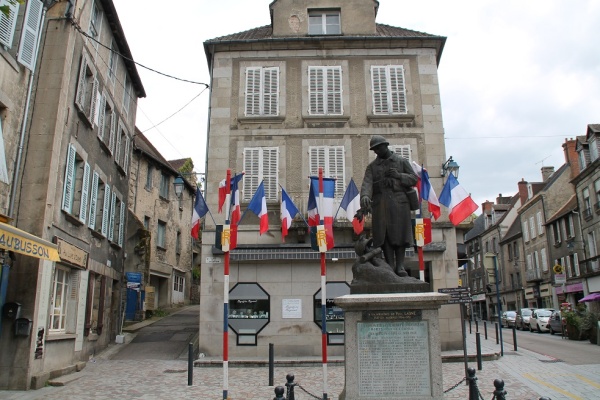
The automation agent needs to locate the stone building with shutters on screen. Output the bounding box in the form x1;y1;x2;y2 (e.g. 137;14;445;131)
0;0;144;389
199;0;463;358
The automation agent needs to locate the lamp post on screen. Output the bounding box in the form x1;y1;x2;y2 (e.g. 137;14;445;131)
484;252;503;356
441;156;460;178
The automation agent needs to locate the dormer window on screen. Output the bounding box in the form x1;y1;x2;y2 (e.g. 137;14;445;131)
308;10;340;35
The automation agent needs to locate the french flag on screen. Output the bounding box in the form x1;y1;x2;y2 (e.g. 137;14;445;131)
411;162;441;220
218;173;244;213
191;188;209;239
229;173;244;248
247;181;269;235
280;188;299;242
340;178;363;234
307;177;335;249
439;173;478;226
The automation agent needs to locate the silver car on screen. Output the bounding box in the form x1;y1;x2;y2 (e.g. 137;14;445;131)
501;311;517;328
529;309;553;333
516;308;534;330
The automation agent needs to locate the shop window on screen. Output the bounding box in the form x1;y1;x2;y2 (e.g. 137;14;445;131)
228;283;270;346
313;281;350;345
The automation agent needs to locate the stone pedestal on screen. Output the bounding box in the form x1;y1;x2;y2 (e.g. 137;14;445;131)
336;293;449;400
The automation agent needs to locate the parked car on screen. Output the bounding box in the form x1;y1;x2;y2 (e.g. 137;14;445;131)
529;308;553;333
501;311;517;328
548;310;564;335
516;308;534;330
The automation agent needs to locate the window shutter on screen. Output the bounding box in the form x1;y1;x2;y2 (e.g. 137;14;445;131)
389;66;407;114
308;67;324;115
101;184;111;237
262;67;279;116
0;0;19;48
541;248;548;272
328;146;345;197
115;122;122;163
390;145;411;162
243;148;260;201
123;137;130;174
327;67;342;115
109;114;116;154
309;146;326;176
88;172;99;228
79;162;91;223
97;95;106;140
262;148;278;201
245;67;261;116
17;0;43;71
371;66;387;114
75;57;88;112
118;200;125;246
62;144;76;212
0;114;10;184
108;192;116;241
89;77;99;123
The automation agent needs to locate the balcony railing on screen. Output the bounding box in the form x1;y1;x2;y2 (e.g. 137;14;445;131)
526;267;543;282
583;207;593;221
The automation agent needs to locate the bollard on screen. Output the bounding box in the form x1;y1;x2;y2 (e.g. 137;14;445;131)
273;386;285;400
476;332;482;371
469;319;472;334
484;321;488;340
269;343;274;386
475;320;479;333
495;322;499;344
493;379;507;400
285;373;297;400
466;367;479;400
512;326;518;351
187;342;193;386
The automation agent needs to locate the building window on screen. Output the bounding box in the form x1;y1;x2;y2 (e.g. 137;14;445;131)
536;211;544;235
108;40;117;83
595;179;600;211
529;216;536;238
552;221;561;244
578;148;587;171
108;192;125;246
0;0;19;49
0;109;9;184
143;216;150;230
88;171;111;237
590;137;599;162
85;273;105;335
159;173;170;199
157;220;166;248
49;266;72;333
308;10;340;35
97;93;116;154
314;282;349;345
75;53;99;126
228;283;270;346
145;164;154;189
88;1;102;49
242;147;279;202
245;67;279;116
114;121;130;174
588;231;598;271
62;144;91;224
371;65;407;115
308;66;342;115
389;145;412;163
583;187;592;219
174;275;184;293
573;253;580;276
309;146;345;197
565;214;574;238
523;220;529;242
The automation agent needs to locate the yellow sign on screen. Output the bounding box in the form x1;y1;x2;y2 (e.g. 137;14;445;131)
221;225;231;252
56;237;88;268
553;264;564;274
0;223;60;261
316;225;327;253
415;218;424;247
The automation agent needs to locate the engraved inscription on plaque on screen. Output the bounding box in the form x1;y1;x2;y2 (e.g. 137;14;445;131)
357;321;431;397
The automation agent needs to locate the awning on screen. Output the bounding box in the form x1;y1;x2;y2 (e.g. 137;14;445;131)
0;222;60;262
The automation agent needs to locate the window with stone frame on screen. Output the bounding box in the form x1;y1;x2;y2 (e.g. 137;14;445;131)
123;74;131;116
97;92;116;154
88;0;102;50
595;178;600;211
49;267;81;335
523;220;529;242
309;146;345;198
159;172;170;199
371;65;407;115
108;191;125;246
245;67;279;116
62;144;91;224
308;9;341;35
75;53;99;126
114;120;130;174
0;0;19;49
308;66;342;115
157;220;166;248
242;147;278;202
88;171;111;237
84;272;105;336
145;164;154;190
108;39;117;83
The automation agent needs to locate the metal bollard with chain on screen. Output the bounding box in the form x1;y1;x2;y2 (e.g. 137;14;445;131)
273;386;285;400
285;373;297;400
492;379;507;400
466;367;482;400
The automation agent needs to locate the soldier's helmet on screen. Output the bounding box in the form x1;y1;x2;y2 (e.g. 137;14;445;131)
369;135;389;150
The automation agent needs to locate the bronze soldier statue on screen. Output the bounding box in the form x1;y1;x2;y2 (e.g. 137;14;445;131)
360;136;418;277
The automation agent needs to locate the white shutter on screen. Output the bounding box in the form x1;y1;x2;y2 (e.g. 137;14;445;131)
390;145;411;162
371;66;387;114
108;192;116;241
389;66;407;114
537;211;544;234
309;146;326;176
245;67;261;116
79;162;91;223
75;57;88;112
109;113;116;154
262;67;279;116
541;248;548;272
326;67;342;115
243;148;260;201
115;123;122;164
529;216;536;238
88;172;99;228
101;184;111;237
97;94;106;140
118;200;125;246
89;77;99;122
262;148;278;201
62;144;76;212
308;67;324;115
523;221;529;242
17;0;43;71
328;146;345;197
123;137;130;174
0;0;19;49
0;115;10;183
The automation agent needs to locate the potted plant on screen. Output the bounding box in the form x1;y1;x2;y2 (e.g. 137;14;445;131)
563;311;586;340
582;312;599;344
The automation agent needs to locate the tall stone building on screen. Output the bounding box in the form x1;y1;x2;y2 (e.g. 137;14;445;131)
199;0;463;358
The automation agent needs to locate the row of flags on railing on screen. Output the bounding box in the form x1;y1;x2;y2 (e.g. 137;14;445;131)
190;164;477;243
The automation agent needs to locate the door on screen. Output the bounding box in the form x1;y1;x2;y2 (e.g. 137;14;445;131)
172;274;184;304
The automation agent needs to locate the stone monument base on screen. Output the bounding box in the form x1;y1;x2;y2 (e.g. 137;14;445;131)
351;276;429;294
336;292;449;400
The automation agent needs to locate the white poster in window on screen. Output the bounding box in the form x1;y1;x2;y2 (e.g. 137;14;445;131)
282;299;302;319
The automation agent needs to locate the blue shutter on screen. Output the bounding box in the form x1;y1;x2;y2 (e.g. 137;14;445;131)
79;162;91;223
108;191;116;241
101;184;110;237
62;144;76;212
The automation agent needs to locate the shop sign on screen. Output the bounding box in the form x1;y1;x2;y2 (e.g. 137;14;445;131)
55;237;88;268
0;222;59;261
555;274;566;285
282;299;302;318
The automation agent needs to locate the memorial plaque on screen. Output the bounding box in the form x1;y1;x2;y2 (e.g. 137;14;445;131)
357;321;430;397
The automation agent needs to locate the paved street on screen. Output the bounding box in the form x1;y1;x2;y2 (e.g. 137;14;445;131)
0;308;599;399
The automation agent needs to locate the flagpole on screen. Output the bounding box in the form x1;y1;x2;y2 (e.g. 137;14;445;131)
418;165;425;281
318;167;328;400
223;169;231;400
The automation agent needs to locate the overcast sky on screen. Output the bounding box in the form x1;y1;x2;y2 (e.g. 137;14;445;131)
113;0;600;212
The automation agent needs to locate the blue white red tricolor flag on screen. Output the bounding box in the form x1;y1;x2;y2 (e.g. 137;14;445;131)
247;181;269;235
191;188;209;239
280;188;299;242
307;176;335;250
411;162;441;220
439;173;478;226
218;173;244;214
339;178;363;234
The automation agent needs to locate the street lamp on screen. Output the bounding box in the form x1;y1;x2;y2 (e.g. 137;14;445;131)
441;156;460;178
173;176;185;211
484;252;504;356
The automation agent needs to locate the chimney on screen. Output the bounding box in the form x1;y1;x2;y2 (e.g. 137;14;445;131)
496;193;511;205
562;138;580;179
541;166;554;182
518;179;528;204
481;200;494;215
